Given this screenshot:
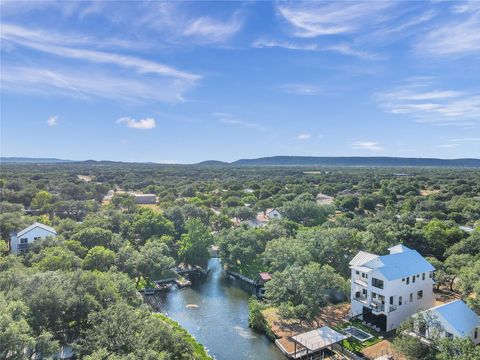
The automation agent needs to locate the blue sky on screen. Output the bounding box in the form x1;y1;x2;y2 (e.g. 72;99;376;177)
1;0;479;163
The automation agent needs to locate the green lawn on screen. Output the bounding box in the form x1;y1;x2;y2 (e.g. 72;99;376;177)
333;320;382;352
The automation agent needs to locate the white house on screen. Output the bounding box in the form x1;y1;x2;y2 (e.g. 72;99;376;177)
350;244;436;332
247;208;282;228
266;208;282;220
414;300;480;345
10;222;57;254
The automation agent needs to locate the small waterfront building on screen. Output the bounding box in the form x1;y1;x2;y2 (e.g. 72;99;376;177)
350;244;436;332
414;300;480;345
257;272;272;286
10;222;57;254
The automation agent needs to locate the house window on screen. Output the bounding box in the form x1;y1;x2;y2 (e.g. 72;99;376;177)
419;323;427;337
406;277;410;285
362;289;367;296
475;328;478;339
20;238;28;244
34;236;41;240
372;278;384;289
410;293;413;302
402;278;405;282
356;271;360;275
422;273;425;280
412;276;416;283
389;296;394;305
445;332;453;339
417;290;423;300
399;296;403;306
429;271;433;279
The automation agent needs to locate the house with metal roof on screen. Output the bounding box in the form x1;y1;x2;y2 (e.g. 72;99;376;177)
414;300;480;345
350;244;436;332
10;222;57;254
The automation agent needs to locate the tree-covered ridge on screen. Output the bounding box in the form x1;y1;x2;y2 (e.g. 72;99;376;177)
1;163;479;358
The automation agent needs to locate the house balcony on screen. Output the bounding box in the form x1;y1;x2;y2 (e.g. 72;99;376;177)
353;276;368;287
370;300;385;314
354;292;368;304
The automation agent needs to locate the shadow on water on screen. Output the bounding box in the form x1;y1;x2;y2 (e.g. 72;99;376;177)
153;258;285;360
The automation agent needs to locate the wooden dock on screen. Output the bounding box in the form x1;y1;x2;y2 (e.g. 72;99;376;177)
225;269;259;287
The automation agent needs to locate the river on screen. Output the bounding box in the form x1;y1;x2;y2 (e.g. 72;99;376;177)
156;257;285;360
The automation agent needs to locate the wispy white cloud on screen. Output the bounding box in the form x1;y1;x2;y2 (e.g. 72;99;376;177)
276;1;396;38
376;79;480;125
46;115;58;127
1;65;190;103
213;112;266;131
1;24;200;81
133;2;244;45
182;13;243;44
279;84;321;96
415;4;480;57
352;141;383;151
297;133;311;140
0;24;200;102
440;144;456;148
117;117;156;130
252;39;381;60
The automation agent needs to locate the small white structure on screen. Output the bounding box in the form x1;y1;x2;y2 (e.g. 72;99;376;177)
316;193;334;205
266;208;282;220
133;193;157;204
104;191;157;205
458;225;474;233
350;244;436;332
10;222;57;254
287;326;349;359
414;300;480;344
247;208;282;228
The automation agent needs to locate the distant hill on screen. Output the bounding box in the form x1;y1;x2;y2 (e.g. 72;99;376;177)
195;160;229;166
2;156;479;167
0;157;74;163
230;156;480;167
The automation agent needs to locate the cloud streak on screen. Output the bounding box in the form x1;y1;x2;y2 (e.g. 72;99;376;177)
276;1;396;38
297;133;311;140
213;112;266;131
252;39;381;60
376;79;480;125
415;4;480;58
117;117;156;130
279;84;321;96
352;141;383;151
0;24;200;103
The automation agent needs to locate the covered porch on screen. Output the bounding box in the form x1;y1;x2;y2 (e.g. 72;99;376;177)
288;326;350;359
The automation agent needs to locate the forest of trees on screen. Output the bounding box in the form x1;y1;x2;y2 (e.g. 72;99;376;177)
1;162;479;359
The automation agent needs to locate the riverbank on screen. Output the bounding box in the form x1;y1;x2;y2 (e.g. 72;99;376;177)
154;313;213;360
